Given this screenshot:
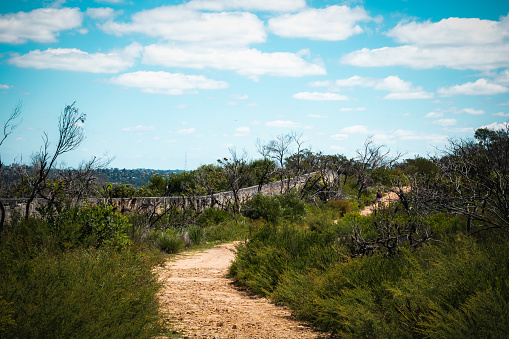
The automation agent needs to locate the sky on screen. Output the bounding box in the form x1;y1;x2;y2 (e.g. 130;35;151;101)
1;0;509;170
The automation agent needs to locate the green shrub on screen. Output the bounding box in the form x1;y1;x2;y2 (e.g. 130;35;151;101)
0;247;168;338
242;192;307;223
155;230;184;254
197;207;231;226
187;226;204;245
324;199;354;217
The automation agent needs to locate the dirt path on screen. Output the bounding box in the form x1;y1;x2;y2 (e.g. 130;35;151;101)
359;190;403;216
156;242;328;339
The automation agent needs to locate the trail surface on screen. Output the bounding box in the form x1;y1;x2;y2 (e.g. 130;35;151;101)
156;242;328;339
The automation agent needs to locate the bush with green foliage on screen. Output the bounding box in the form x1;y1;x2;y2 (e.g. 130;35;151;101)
0;215;170;338
241;192;307;223
231;204;509;338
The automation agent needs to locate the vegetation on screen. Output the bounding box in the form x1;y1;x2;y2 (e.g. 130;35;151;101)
1;103;507;338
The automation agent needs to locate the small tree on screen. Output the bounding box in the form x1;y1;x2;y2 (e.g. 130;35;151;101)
218;147;250;213
0;102;22;231
19;102;86;220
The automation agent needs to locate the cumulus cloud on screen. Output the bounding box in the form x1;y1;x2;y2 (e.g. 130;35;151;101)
342;14;509;71
432;119;457;127
387;17;507;47
9;43;141;73
101;6;266;46
109;71;229;95
185;0;306;12
177;128;197;134
265;120;301;128
293;92;349;101
86;7;121;20
142;44;326;77
493;112;509;117
331;133;348;140
480;122;509;130
425;111;444;118
334;75;433;99
268;5;373;40
438;78;509;96
459;108;485;115
0;7;83;44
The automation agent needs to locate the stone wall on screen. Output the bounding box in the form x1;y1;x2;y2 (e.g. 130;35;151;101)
1;173;316;222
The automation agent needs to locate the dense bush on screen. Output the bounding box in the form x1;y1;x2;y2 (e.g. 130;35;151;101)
241;192;307;223
0;216;169;338
231;205;509;338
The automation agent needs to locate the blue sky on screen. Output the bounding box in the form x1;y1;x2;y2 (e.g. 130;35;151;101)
1;0;508;170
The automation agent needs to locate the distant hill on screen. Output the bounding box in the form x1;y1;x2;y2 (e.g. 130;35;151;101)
95;168;184;188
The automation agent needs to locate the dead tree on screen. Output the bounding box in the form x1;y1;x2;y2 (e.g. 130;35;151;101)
0;102;23;231
19;102;86;220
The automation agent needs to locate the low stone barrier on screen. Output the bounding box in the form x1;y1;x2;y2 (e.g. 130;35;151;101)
1;173;317;222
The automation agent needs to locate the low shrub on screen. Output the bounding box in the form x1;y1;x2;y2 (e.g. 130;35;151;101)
155;230;185;254
0;246;168;338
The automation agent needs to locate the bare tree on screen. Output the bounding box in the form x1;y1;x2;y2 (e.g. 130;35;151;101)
0;102;23;231
218;147;250;213
410;126;509;233
20;102;86;220
353;137;403;197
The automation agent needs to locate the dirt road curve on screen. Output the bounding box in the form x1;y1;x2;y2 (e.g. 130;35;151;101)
156;242;329;339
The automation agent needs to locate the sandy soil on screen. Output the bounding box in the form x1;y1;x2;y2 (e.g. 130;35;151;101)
359;190;403;216
156;242;331;339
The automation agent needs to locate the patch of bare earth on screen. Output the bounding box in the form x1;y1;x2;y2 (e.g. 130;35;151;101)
156;242;330;339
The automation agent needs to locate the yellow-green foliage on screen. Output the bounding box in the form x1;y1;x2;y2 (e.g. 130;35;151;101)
231;206;509;338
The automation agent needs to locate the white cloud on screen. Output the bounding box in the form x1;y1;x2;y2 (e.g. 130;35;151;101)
8;43;141;73
9;43;141;73
101;6;266;46
480;122;509;131
86;7;121;20
493;112;509;117
235;126;250;133
109;71;229;95
335;75;433;100
293;92;349;101
425;111;443;118
0;7;83;44
185;0;306;12
387;17;507;47
342;15;509;71
459;108;485;115
331;133;348;140
341;125;369;133
432;119;457;127
265;120;301;128
122;125;156;131
308;80;331;87
175;104;188;109
394;129;448;142
438;79;509;96
495;69;509;85
142;44;326;77
0;84;11;89
308;114;327;119
384;91;434;100
95;0;125;3
232;94;248;100
268;5;372;40
177;127;196;134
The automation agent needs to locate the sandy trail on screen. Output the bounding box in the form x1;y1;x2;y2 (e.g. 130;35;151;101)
156;242;328;339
